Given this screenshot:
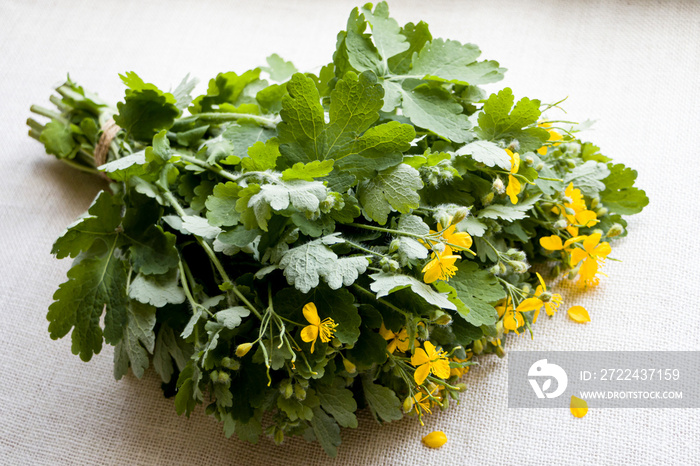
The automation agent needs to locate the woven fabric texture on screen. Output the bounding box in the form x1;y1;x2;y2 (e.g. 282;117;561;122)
1;0;698;464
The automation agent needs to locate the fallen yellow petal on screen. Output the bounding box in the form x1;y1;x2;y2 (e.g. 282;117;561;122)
567;305;591;323
570;396;588;418
422;431;448;449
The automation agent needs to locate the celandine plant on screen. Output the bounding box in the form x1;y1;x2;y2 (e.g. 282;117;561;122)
27;2;647;456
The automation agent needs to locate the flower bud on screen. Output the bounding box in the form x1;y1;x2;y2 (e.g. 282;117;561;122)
590;197;600;209
428;174;439;186
332;338;342;348
389;239;401;253
595;207;608;217
492;177;505;194
521;283;532;294
432;243;446;254
510;261;529;274
607;223;624;238
294;384;307;401
274;428;284;445
566;159;576;169
472;339;484;355
495;345;505;358
403;395;415;413
539;291;553;302
280;379;293;399
488;264;501;275
454;383;468;392
507;140;520;152
297;378;309;389
535;162;545;171
431;309;452;326
437;213;451;229
524;155;534;166
592;228;604;236
507;248;527;262
343;359;357;374
482;191;495;206
221;357;241;371
416;323;429;340
422;431;448;449
235;342;253;358
553;219;568;230
388;259;400;272
452;207;469;225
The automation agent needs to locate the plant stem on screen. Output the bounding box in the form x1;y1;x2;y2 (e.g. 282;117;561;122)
173;112;278;130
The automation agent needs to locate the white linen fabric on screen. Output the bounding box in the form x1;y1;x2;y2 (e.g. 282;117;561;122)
1;0;698;464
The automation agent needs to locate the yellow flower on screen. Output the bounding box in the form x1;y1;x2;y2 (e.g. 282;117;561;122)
450;352;472;378
422;248;461;284
552;183;598;235
570;233;611;287
539;234;585;251
430;217;473;252
300;302;337;353
496;297;524;334
537;121;563;156
411;341;451;385
515;273;563;323
379;323;410;353
505;149;521;204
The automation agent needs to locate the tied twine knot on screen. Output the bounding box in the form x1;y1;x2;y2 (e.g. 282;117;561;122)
94;119;120;179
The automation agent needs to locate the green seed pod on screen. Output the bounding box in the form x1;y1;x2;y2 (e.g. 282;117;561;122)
472;339;484;355
495;345;506;358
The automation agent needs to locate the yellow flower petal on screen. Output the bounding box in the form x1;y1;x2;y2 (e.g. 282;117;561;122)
414;363;431;385
540;235;564;251
593;241;612;258
516;297;543;313
583;232;602;252
570;395;588;418
300;324;319;346
567;305;591;323
411;347;430;366
422;431;448;449
575;210;598;228
431;358;451;380
506;174;521;204
570;248;588;266
302;302;320;326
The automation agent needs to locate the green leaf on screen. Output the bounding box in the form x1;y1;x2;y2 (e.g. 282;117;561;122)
477;196;541;222
222;123;276;158
127;225;179;275
241;139;280;172
358;163;423;224
52;191;122;259
599;163;649;214
475;88;549;152
388;81;473;142
114;72;180;141
180;215;222;240
361;376;402;423
437;261;505;326
205;182;242;227
456;140;511;169
347;326;387;368
279;235;369;294
335;7;383;75
369;271;456;310
172;74;198;110
113;300;156;380
564;160;611;196
189;69;261;114
128;268;185;308
277;388;320;422
316;380;358;428
281;160;335;181
214;306;250;329
47;239;127;361
311;407;342;458
278;72;414;186
202;135;236;165
153;324;189;384
238;176;328;231
360;2;409;66
387;21;432;74
262;53;298;82
40;120;77;159
411;38;505;85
